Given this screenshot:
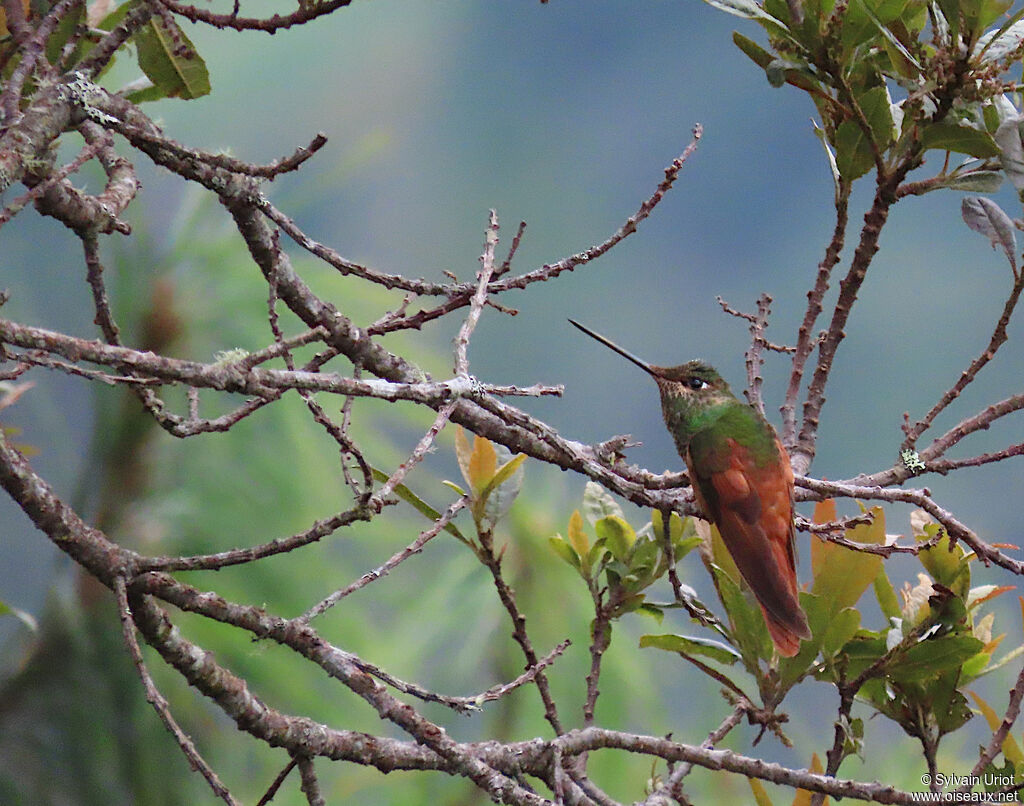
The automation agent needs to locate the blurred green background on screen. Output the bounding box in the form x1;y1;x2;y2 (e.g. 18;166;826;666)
1;1;1023;803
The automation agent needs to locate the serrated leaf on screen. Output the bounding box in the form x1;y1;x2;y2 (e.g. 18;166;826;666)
596;515;636;562
639;633;741;664
922;122;1001;157
133;13;210;100
582;481;623;524
962;196;1018;275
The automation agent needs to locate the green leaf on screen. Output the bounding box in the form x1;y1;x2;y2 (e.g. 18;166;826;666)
964;0;1013;40
567;510;590;558
441;480;466;496
855;0;924;70
712;564;773;665
939;170;1004;192
133;13;210;100
595;515;636;562
888;635;985;682
823;606;863;656
549;535;581;570
860;85;895;148
936;0;962;39
874;569;902;621
639;633;741;665
582;481;622;524
732;31;773;69
931;671;973;735
917;520;972;598
778;592;829;689
651;508;685;542
0;599;38;632
921;122;1001;158
370;467;467;542
637;603;665;623
834;119;875;181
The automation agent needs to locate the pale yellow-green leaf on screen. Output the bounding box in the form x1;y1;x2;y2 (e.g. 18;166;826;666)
567;510;589;557
968;690;1024;768
596;515;636;561
748;777;775;806
811;506;885;616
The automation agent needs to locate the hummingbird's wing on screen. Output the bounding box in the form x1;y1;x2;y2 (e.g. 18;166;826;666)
687;434;810;657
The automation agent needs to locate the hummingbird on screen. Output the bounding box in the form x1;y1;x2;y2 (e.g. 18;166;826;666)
569;319;811;657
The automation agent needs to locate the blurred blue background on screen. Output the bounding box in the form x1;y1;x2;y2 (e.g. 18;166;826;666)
1;0;1023;802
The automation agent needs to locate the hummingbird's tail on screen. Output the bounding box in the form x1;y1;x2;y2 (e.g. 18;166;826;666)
761;605;812;658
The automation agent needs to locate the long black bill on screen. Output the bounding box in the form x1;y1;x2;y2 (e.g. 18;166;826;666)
568;319;657;377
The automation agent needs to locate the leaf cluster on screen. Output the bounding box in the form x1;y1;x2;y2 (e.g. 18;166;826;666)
711;0;1024;188
3;0;209;103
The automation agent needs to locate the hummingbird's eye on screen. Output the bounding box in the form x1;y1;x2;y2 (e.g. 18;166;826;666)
686;377;707;391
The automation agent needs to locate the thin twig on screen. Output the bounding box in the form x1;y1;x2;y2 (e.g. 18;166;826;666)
256;758;299;806
903;271;1024;450
113;577;240;806
299;494;466;623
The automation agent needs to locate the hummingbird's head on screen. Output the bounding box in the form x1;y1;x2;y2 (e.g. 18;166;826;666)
648;361;737;432
649;361;729;399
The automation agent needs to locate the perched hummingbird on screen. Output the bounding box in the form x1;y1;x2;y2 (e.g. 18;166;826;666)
569;319;811;657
